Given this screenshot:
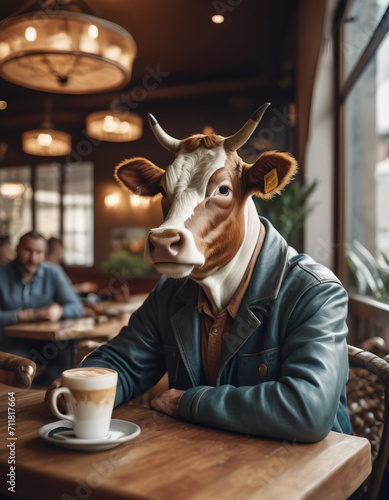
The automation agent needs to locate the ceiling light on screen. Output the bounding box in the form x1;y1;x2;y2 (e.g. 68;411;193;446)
22;129;71;156
212;15;225;24
86;110;142;142
104;193;120;207
129;194;151;209
22;99;71;156
0;0;137;94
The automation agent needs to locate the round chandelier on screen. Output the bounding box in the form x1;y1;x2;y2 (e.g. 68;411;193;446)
0;0;137;94
86;110;142;142
22;129;72;156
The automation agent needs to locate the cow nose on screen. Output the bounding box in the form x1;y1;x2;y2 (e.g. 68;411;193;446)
148;230;185;261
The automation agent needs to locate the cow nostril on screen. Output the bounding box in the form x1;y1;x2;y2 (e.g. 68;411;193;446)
170;242;180;254
170;236;182;255
148;231;184;258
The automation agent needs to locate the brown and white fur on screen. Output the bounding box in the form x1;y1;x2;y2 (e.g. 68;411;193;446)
115;104;298;315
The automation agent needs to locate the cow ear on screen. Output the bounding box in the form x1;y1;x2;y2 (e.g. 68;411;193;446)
114;157;165;197
243;151;298;199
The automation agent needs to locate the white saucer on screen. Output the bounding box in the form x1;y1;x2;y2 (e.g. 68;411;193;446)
39;419;141;452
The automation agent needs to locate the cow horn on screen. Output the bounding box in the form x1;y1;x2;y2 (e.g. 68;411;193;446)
224;103;271;152
148;114;181;154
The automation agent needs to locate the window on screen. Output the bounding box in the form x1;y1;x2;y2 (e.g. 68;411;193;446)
35;163;61;238
336;0;389;303
0;166;32;242
342;0;388;79
63;163;94;266
0;162;93;266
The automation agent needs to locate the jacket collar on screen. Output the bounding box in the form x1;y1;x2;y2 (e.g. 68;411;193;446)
244;216;289;306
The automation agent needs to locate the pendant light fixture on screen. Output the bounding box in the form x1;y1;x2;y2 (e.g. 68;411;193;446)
86;110;142;142
22;99;71;156
0;0;137;94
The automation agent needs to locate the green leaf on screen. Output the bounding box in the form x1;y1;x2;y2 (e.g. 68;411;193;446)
253;178;318;245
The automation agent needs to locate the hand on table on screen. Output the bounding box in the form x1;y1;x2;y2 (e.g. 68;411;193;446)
150;388;185;417
17;303;63;323
40;303;64;322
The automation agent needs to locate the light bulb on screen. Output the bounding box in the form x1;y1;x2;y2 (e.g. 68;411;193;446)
212;15;224;24
88;24;99;39
25;26;37;42
37;133;53;146
104;193;120;207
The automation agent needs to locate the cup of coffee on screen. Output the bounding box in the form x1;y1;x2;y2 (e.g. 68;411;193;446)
50;367;118;439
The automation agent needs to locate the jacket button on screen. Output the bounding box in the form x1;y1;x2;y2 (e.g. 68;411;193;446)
259;364;267;378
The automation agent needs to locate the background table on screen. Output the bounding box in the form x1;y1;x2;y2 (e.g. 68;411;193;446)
3;294;148;373
4;316;126;342
4;293;149;342
0;384;371;500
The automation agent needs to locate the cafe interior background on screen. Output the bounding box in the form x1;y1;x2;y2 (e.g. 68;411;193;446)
0;0;388;345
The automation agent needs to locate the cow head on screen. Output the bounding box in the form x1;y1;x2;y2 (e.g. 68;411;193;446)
115;104;298;283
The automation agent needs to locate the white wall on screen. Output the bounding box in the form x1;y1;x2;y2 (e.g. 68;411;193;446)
304;0;338;271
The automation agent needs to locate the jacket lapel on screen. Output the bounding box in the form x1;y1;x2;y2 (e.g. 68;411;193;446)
217;217;289;384
170;282;203;387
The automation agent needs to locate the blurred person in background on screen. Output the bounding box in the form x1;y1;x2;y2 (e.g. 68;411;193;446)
0;230;84;382
0;234;15;264
46;237;64;266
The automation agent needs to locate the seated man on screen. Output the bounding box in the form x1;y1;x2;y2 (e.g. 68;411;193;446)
0;230;84;380
0;234;15;264
47;105;351;442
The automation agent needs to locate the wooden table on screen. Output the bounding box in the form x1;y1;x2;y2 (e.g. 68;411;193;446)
0;384;372;500
4;316;126;342
3;316;125;372
3;295;148;371
4;293;149;342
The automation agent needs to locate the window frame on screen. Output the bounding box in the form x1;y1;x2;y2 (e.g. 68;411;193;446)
334;0;389;283
0;161;94;267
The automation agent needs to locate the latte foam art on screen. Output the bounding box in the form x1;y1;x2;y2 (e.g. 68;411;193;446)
65;368;114;378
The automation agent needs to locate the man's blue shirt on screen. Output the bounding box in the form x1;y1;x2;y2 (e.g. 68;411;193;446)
0;260;83;330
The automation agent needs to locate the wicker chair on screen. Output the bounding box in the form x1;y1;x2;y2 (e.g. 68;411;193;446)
347;343;389;500
0;352;37;388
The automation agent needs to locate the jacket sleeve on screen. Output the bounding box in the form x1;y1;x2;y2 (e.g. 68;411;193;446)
80;283;167;406
52;266;84;318
178;282;349;443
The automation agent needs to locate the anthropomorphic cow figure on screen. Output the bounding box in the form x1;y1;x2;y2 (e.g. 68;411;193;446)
77;104;351;442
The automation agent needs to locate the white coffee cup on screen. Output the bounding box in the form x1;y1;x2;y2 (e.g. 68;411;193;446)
50;367;118;439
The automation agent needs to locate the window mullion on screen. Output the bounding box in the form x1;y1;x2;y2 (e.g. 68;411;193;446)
340;4;389;102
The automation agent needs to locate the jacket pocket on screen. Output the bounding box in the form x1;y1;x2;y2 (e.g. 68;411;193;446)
164;344;196;390
237;347;281;385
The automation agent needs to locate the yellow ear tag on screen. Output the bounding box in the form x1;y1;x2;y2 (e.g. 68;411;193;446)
264;168;278;194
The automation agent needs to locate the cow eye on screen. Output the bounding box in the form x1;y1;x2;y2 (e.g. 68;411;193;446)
218;185;230;195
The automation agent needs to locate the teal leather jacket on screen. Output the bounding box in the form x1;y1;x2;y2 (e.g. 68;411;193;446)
82;218;351;442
